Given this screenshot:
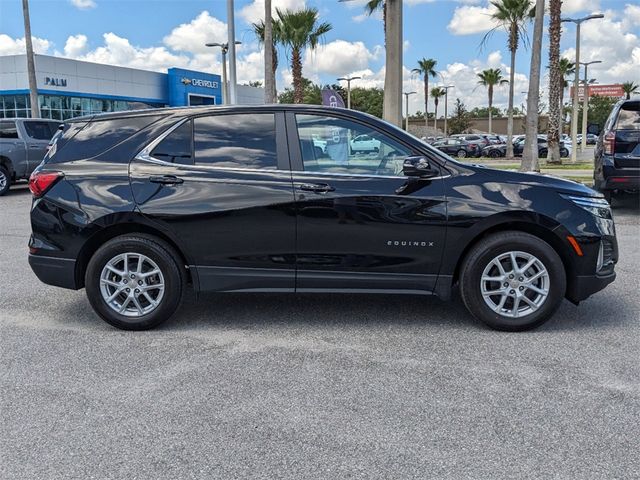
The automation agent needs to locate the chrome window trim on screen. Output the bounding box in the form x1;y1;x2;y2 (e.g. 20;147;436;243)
135;117;190;164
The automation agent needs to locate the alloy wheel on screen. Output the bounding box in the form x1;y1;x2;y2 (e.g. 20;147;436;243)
99;252;165;317
480;251;550;318
0;170;7;191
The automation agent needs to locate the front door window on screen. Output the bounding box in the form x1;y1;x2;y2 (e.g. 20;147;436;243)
295;114;410;177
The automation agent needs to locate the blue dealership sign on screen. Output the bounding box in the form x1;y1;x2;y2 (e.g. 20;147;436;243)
167;68;222;107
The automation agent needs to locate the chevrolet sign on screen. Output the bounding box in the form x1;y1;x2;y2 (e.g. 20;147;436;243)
181;77;218;89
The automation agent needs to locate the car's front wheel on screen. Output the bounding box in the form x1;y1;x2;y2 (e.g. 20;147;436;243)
457;149;467;158
459;231;566;331
0;165;10;196
85;235;185;330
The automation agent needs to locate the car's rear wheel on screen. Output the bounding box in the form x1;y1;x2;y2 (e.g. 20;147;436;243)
488;149;500;158
0;166;10;196
457;149;467;158
85;235;185;330
560;147;569;157
459;231;566;331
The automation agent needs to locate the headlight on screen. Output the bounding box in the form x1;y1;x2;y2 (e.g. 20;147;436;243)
560;194;612;219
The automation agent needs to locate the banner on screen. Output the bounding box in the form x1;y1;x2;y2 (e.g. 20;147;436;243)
321;89;345;108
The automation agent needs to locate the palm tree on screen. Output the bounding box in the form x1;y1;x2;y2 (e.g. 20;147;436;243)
521;0;544;172
21;0;39;118
360;0;402;126
546;0;562;164
252;17;281;102
622;81;639;99
275;8;332;104
558;57;575;126
431;87;445;130
482;0;534;158
477;68;508;134
412;58;438;129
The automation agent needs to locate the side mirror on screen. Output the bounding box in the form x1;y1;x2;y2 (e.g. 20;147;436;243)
403;156;437;178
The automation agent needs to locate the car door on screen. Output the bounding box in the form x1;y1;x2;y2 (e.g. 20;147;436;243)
130;111;297;292
0;121;27;178
21;121;58;173
287;111;447;293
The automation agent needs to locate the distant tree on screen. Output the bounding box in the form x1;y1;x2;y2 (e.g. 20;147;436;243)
278;77;321;104
246;80;263;88
448;98;472;134
577;96;619;133
622;81;639;99
476;68;508;133
349;87;384;118
546;0;563;164
469;106;503;118
412;58;438;129
253;16;282;102
430;87;445;130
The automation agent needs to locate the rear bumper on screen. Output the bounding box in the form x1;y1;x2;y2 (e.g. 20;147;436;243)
598;164;640;191
28;254;79;290
566;272;616;304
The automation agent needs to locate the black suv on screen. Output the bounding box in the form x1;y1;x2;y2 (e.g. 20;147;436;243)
594;99;639;202
28;105;617;331
431;138;479;158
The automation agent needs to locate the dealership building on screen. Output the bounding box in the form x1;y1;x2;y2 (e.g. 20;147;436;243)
0;54;263;120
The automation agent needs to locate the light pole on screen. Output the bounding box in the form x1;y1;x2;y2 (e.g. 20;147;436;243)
442;85;454;137
337;76;361;109
579;60;601;150
403;91;416;131
205;41;242;105
562;13;604;162
227;0;238;104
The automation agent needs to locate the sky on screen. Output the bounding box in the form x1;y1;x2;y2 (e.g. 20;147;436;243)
0;0;638;115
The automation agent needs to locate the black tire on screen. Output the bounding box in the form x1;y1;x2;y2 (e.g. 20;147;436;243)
560;148;569;158
0;165;10;196
539;149;548;158
85;234;185;330
602;190;613;204
457;149;467;158
459;231;566;331
488;149;500;158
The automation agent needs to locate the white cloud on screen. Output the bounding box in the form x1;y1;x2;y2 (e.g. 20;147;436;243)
352;13;369;23
63;34;88;57
70;0;96;9
303;40;380;77
561;8;640;85
163;11;228;55
0;34;51;55
448;3;498;35
240;0;306;24
487;50;502;67
562;0;600;14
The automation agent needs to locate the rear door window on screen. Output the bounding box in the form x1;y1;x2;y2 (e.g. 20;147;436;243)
151;121;193;164
53;114;164;162
193;113;277;170
0;121;19;139
23;121;60;140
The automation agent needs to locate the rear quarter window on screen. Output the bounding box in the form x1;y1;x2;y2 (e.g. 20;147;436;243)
0;121;19;139
51;114;165;163
615;104;640;130
23;121;60;140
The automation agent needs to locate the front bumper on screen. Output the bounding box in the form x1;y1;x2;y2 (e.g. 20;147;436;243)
29;254;79;290
566;271;616;304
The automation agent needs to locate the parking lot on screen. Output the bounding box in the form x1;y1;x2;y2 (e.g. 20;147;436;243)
1;183;639;479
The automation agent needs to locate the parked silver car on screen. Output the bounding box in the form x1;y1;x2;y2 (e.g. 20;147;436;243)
0;118;60;195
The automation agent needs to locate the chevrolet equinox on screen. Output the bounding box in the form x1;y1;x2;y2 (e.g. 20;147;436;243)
28;105;618;331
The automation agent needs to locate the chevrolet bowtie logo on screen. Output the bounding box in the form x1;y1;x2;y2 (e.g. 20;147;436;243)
181;77;192;85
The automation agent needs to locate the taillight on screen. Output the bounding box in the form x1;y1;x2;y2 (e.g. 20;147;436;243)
29;171;63;198
604;131;615;155
469;143;477;148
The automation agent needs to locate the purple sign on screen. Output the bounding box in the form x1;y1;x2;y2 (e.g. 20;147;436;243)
321;89;345;108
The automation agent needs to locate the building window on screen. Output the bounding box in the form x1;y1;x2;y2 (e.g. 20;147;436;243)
0;94;163;120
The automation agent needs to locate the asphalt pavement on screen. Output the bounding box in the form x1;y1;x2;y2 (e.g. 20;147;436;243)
1;183;639;479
